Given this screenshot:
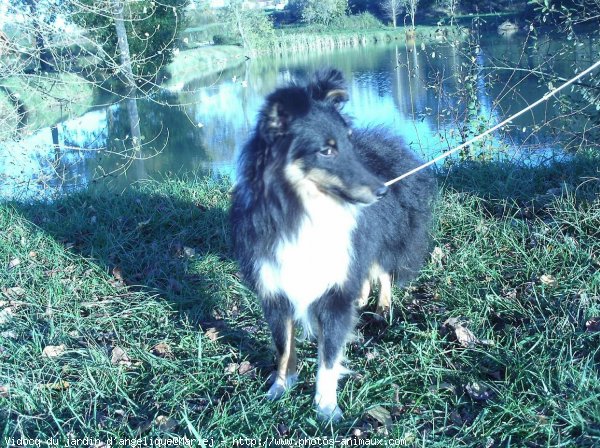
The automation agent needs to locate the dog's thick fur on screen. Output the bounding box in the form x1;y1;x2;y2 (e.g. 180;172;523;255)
230;69;436;420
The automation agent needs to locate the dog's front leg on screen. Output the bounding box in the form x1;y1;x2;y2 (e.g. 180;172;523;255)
262;296;298;400
314;293;353;421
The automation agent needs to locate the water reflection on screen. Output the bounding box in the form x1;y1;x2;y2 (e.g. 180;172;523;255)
1;33;593;200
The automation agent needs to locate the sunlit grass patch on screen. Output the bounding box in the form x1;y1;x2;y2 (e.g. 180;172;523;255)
1;160;599;445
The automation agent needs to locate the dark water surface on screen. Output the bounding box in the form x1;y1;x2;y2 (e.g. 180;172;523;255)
1;32;595;200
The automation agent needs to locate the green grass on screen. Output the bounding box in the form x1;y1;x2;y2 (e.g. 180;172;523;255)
1;156;599;446
163;45;246;88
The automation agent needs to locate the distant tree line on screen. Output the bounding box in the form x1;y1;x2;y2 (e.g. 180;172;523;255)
1;0;598;146
2;0;188;86
0;0;188;146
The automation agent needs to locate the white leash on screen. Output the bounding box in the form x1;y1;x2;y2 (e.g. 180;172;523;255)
385;59;600;187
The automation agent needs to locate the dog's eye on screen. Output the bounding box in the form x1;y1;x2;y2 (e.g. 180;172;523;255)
319;147;335;157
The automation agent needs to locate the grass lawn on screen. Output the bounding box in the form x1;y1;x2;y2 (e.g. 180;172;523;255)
1;155;599;446
163;45;246;89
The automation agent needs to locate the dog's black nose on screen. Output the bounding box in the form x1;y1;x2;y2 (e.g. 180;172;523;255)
375;185;388;198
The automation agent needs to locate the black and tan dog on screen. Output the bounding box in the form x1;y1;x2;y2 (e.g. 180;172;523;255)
230;69;435;420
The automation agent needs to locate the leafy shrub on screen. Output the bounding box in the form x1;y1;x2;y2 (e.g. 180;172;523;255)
71;0;190;81
332;12;385;30
222;1;275;50
301;0;349;26
212;34;241;46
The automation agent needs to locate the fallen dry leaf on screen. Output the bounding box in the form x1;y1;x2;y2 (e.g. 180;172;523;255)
155;415;178;432
225;362;239;374
442;317;494;348
39;380;70;391
2;286;25;298
0;308;14;325
431;246;445;268
204;327;219;342
237;361;255;376
111;346;132;366
135;415;179;435
183;246;196;258
1;330;17;339
366;405;392;428
7;258;21;270
42;344;66;358
44;268;61;277
428;382;456;394
151;342;172;358
465;382;494;401
454;325;480;348
0;385;9;397
112;266;124;282
586;317;600;332
109;266;126;288
540;274;557;287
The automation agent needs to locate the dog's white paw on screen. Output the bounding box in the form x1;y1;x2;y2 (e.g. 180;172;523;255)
266;373;298;400
316;402;344;422
314;390;343;422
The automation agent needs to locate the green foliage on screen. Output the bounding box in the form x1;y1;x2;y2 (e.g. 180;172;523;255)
332;12;385;30
212;33;241;46
223;0;275;50
300;0;349;26
71;0;189;81
527;0;600;143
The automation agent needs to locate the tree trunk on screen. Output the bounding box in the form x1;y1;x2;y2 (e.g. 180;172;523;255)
111;0;141;148
23;0;55;71
233;4;249;49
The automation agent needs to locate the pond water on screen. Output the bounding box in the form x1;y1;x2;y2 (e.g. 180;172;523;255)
1;31;595;200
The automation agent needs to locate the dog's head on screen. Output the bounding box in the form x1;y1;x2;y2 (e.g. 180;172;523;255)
257;69;387;205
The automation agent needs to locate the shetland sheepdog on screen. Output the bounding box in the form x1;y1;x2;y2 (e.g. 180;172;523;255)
230;69;436;420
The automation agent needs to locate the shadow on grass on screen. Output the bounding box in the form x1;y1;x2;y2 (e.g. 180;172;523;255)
439;151;600;213
9;152;599;368
9;176;273;372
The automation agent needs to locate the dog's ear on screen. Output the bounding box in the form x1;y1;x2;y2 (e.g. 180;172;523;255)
259;86;310;143
308;68;348;109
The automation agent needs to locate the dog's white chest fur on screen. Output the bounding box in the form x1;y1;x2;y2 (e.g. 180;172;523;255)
258;191;357;325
